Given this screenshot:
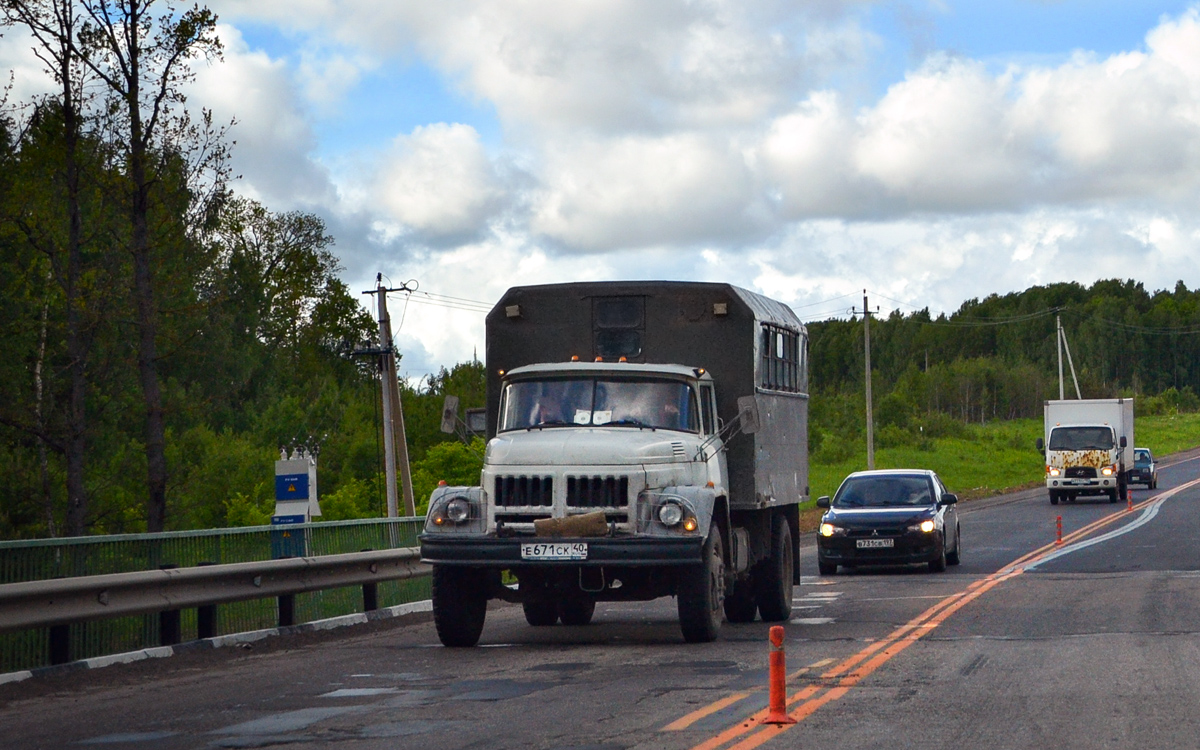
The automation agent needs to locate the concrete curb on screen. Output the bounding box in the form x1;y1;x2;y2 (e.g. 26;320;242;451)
0;599;432;686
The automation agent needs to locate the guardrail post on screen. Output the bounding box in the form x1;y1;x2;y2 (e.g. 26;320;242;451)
49;623;70;665
197;562;218;639
158;565;181;646
278;594;295;627
363;582;378;612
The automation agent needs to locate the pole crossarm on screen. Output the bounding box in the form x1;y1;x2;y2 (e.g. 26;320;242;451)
0;548;429;633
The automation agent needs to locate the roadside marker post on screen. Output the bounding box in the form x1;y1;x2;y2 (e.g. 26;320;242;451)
760;626;797;725
1056;515;1063;545
1127;487;1133;512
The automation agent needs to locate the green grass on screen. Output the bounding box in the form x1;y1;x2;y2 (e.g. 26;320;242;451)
805;412;1200;508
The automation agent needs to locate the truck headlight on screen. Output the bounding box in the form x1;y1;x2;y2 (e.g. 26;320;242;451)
658;501;685;527
1048;467;1061;477
445;497;472;523
1101;466;1115;477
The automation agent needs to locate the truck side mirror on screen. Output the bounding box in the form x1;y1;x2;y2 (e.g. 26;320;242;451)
1036;438;1044;452
1120;436;1127;448
465;408;487;434
736;396;760;435
440;395;460;434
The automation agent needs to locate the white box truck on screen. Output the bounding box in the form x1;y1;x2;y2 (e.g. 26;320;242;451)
420;281;808;646
1037;398;1134;505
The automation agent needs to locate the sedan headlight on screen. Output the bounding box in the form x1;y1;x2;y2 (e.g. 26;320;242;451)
820;523;847;537
907;520;935;533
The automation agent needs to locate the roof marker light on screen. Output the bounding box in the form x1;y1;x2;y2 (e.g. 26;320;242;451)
595;356;603;362
571;355;579;361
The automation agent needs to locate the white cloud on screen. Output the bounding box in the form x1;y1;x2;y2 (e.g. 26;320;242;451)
370;123;504;239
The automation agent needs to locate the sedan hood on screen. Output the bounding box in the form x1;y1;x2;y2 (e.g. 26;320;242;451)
823;506;935;528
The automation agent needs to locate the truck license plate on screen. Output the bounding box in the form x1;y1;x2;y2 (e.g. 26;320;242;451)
521;542;588;561
856;538;894;549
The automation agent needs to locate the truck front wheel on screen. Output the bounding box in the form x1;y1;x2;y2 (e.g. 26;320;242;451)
678;526;726;643
432;565;488;647
755;520;794;622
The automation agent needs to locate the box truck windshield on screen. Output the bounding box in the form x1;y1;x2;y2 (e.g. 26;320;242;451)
500;377;699;432
1048;426;1114;451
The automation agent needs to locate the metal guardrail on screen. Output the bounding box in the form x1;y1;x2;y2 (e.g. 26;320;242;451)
0;548;429;633
0;518;431;672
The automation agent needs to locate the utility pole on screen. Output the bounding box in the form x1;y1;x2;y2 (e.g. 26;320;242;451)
362;276;416;517
852;291;878;470
1056;315;1082;400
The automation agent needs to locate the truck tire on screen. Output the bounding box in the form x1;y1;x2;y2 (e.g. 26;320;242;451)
678;525;725;643
1049;491;1059;505
755;520;794;622
724;576;758;623
523;600;559;626
432;565;488;647
559;597;595;626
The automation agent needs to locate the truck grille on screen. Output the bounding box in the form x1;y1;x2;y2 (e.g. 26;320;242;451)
567;476;629;508
494;475;553;507
1065;467;1096;479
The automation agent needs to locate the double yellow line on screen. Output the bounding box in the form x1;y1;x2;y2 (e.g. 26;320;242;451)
666;478;1200;750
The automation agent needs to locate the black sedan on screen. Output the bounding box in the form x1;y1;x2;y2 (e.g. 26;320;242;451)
816;469;961;574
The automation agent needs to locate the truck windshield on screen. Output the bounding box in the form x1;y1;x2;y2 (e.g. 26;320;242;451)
500;377;699;432
1048;427;1114;451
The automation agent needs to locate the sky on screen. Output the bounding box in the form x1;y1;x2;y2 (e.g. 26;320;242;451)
5;0;1200;380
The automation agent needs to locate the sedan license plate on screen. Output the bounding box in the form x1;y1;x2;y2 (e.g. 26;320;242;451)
856;538;894;549
521;542;588;561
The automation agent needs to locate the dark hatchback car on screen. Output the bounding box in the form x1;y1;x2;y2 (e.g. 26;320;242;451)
1128;448;1158;489
816;469;961;574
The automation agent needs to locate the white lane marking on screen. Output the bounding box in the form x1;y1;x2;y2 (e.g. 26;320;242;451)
790;617;835;625
1025;477;1200;571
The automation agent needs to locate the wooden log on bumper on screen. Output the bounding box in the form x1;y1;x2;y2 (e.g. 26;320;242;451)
534;511;609;538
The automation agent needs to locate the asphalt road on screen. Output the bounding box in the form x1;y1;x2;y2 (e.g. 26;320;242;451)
5;450;1200;750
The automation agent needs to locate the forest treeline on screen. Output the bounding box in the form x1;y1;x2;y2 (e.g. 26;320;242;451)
2;4;1198;540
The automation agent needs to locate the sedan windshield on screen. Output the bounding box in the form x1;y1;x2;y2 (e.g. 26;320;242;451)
1048;426;1114;451
833;475;935;508
500;377;698;432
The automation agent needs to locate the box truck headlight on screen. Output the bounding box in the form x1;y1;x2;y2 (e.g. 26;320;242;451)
1047;467;1061;477
1101;466;1115;477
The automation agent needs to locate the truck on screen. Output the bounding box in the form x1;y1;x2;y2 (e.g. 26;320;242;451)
420;281;809;646
1037;398;1134;505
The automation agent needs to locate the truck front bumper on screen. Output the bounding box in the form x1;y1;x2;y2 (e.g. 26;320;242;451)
419;535;704;567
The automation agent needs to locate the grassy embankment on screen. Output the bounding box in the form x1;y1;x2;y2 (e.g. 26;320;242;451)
798;412;1200;532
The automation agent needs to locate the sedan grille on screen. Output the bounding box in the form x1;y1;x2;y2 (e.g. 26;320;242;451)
494;475;553;507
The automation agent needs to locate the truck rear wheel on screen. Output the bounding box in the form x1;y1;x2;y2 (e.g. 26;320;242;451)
523;600;559;626
755;520;794;622
724;576;757;623
678;526;725;643
432;565;488;647
559;597;596;626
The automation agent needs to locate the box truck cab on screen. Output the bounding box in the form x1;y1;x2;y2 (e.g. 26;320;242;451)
420;282;808;646
1037;398;1134;505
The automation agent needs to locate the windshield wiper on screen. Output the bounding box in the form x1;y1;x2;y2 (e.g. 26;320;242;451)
527;420;573;430
606;418;652;429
